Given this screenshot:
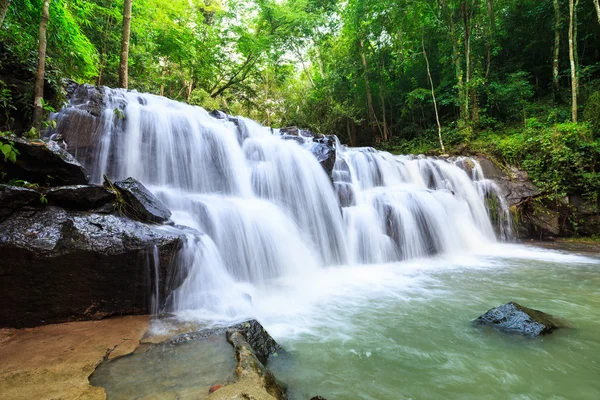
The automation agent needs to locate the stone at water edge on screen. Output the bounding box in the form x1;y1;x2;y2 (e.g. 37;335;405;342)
113;177;172;223
209;384;223;393
474;302;560;337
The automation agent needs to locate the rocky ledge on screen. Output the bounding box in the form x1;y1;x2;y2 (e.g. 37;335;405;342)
0;137;187;328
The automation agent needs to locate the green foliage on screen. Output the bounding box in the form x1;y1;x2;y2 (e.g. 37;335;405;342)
583;92;600;129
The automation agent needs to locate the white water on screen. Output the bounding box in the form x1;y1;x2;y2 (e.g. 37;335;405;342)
54;87;516;322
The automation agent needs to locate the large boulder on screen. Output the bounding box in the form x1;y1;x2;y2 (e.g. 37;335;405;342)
113;177;172;223
0;207;184;328
0;136;89;185
474;302;560;337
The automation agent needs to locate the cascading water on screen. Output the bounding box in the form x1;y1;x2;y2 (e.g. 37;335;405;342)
52;86;513;322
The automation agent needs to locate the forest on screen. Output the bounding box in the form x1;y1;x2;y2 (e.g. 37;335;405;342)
1;0;599;203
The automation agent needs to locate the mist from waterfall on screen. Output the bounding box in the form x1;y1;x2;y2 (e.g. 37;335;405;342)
53;86;513;322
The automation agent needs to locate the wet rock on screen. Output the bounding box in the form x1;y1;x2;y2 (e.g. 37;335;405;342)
474;302;560;337
0;207;184;328
0;184;41;219
44;185;115;211
280;126;315;138
113;177;172;223
475;157;540;207
309;136;337;181
310;397;327;400
0;136;89;185
206;325;286;400
231;319;283;365
334;182;355;208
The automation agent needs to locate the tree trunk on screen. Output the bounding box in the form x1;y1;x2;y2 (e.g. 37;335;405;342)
594;0;600;25
423;35;445;153
485;0;494;79
569;0;578;122
0;0;10;27
32;0;50;131
440;0;465;121
462;1;471;122
119;0;133;89
360;39;377;141
553;0;561;94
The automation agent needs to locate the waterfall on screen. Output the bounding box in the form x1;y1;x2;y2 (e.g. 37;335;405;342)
52;86;513;321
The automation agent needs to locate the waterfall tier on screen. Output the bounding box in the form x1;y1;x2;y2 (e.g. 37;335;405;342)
52;85;512;320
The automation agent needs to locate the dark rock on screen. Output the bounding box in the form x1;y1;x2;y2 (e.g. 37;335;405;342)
0;207;184;328
230;319;283;365
474;302;560;337
310;397;327;400
45;185;115;211
0;184;41;219
0;136;89;185
475;157;540;207
210;110;229;120
309;136;337;181
113;177;172;223
279;126;300;136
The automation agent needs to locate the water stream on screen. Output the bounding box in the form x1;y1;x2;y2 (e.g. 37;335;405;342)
53;87;600;399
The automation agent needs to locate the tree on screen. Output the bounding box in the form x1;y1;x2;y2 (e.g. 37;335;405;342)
119;0;132;89
31;0;50;131
594;0;600;25
422;33;444;153
553;0;561;94
568;0;578;122
0;0;10;26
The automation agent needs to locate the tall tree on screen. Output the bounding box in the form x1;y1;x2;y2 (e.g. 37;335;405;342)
0;0;10;26
32;0;50;131
553;0;561;94
119;0;133;89
568;0;578;122
422;34;444;153
594;0;600;25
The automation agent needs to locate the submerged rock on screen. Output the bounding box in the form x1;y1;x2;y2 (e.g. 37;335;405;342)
113;177;172;223
0;136;89;185
0;207;184;328
474;302;560;337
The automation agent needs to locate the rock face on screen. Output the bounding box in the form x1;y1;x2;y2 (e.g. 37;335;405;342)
231;319;284;365
474;157;540;207
207;321;286;400
0;207;184;328
309;136;337;181
474;302;559;337
0;136;89;185
114;177;172;223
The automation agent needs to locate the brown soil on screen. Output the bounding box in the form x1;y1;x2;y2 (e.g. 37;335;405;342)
0;315;149;400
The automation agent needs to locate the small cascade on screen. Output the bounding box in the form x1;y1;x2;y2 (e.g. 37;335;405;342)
52;85;514;321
